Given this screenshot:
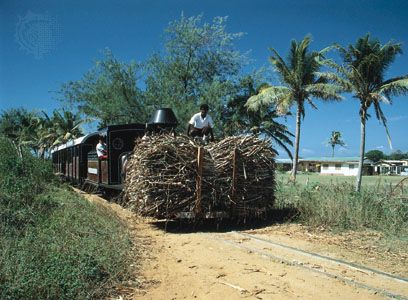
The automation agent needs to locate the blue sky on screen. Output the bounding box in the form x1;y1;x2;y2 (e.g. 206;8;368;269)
1;0;407;157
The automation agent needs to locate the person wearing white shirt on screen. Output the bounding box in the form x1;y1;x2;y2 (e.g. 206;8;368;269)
187;104;215;142
96;137;108;159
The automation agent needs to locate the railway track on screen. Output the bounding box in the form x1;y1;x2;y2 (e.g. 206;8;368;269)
209;231;408;300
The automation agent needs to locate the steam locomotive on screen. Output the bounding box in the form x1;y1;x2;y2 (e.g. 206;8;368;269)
51;108;178;191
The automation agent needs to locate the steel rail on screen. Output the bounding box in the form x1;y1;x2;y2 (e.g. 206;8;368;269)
234;231;408;283
209;235;408;300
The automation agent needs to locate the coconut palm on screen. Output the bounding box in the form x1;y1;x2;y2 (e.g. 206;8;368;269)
332;34;408;191
0;108;39;158
50;110;86;146
224;76;294;158
327;131;345;157
246;36;342;181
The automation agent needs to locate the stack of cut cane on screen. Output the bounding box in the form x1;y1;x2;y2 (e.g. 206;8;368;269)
123;134;275;221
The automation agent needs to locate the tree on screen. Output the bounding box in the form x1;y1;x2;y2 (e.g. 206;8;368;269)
327;131;345;157
0;108;39;158
246;36;342;181
333;34;408;191
388;150;408;160
145;14;247;134
48;110;86;146
0;108;87;159
223;76;294;157
365;149;386;163
60;49;147;127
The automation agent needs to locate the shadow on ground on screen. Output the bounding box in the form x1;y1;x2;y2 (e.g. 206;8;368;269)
149;208;299;233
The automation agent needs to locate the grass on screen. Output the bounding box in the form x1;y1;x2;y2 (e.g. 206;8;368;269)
0;137;134;300
278;172;406;187
274;172;408;237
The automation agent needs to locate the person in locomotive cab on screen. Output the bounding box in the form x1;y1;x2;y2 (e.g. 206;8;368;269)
187;103;215;143
96;136;108;159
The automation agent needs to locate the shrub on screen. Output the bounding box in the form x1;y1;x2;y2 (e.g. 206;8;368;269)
1;188;133;300
0;137;55;235
0;137;134;299
275;179;408;236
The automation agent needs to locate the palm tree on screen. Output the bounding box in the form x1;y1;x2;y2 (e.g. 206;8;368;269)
224;76;294;158
333;34;408;191
32;112;58;158
0;108;39;158
246;36;342;181
327;131;345;157
50;110;86;146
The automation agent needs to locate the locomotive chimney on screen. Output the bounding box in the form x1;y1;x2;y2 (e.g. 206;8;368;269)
148;108;178;131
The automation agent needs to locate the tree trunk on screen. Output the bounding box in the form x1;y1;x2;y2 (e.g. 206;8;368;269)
332;146;335;157
355;109;366;192
290;104;301;181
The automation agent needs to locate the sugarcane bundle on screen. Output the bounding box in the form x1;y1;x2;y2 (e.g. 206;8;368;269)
123;135;215;218
208;135;276;219
123;134;275;221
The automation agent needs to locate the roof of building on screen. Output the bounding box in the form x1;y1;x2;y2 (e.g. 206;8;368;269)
275;158;292;164
300;157;362;162
276;157;373;164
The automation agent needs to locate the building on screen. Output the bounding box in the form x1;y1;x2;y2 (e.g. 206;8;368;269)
374;160;408;175
276;157;374;176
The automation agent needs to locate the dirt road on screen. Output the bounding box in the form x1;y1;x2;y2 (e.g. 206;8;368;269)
80;191;408;300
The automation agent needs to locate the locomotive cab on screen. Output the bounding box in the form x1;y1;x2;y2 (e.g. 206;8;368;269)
85;123;146;189
51;108;178;191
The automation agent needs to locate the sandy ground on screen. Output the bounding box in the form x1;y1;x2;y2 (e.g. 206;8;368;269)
78;190;408;300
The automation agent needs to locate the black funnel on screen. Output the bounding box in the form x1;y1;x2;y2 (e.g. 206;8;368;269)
148;108;178;126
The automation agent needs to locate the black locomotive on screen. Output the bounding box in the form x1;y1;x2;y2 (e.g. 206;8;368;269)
51;108;178;190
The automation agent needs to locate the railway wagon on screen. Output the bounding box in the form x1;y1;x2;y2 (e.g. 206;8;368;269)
51;108;178;191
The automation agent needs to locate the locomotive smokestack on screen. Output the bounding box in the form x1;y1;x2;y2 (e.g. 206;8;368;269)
148;108;178;129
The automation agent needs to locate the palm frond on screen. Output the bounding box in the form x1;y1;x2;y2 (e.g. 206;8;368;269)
314;71;352;91
373;102;393;149
269;47;291;81
375;76;408;98
246;86;292;112
305;83;344;101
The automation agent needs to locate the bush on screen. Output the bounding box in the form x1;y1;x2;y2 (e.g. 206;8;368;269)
0;137;55;235
0;137;134;299
1;188;133;300
275;179;408;236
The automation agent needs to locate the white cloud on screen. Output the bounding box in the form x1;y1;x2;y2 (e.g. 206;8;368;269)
388;115;408;122
301;148;314;155
376;145;384;150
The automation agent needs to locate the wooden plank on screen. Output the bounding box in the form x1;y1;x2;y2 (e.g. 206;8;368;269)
231;147;239;204
194;146;204;215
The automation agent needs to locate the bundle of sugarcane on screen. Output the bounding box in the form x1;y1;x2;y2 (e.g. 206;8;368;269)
208;135;276;219
123;135;215;218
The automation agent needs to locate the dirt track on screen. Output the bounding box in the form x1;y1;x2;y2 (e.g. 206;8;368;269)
80;191;408;300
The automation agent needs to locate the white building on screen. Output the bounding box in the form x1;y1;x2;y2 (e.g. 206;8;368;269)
298;157;373;176
374;160;408;175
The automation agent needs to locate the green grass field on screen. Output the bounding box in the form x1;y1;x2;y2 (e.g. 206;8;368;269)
277;172;407;187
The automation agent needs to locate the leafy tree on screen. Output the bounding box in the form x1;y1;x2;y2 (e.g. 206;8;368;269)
327;131;345;157
48;110;86;146
60;49;147;127
365;149;386;163
223;76;294;157
145;14;247;134
0;108;87;159
333;34;408;191
0;108;39;158
387;150;408;160
246;36;342;181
